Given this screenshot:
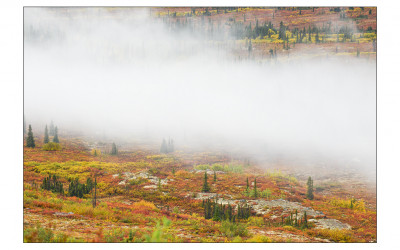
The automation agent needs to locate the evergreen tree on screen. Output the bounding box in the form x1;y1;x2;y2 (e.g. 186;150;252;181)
49;120;55;136
203;199;250;222
92;178;97;208
254;177;257;198
269;49;274;58
158;178;162;191
303;211;308;228
248;39;252;57
212;202;221;221
53;126;59;143
41;174;64;195
166;138;174;153
306;176;314;200
278;21;285;39
160;138;168;153
315;30;320;43
68;177;94;198
44;125;49;144
26;124;35;148
237;203;251;220
214;171;217;182
111;142;118;155
245;177;250;196
128;230;133;242
202;171;210;192
227;204;233;221
204;199;213;219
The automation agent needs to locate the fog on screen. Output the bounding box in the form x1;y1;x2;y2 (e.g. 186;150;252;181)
24;8;376;177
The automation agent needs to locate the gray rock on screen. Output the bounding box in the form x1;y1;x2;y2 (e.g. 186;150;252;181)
314;219;351;230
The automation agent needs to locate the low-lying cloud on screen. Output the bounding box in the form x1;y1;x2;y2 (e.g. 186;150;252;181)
24;8;376;176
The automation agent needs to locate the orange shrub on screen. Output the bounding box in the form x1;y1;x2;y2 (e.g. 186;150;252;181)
175;170;190;178
131;200;158;211
32;200;62;210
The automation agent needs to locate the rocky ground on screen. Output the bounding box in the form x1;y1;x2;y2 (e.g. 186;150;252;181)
114;169;352;231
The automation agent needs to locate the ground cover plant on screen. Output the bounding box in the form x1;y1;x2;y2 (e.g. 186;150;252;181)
23;6;376;243
23;132;376;242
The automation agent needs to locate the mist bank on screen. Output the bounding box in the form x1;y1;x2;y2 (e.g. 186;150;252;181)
24;8;376;178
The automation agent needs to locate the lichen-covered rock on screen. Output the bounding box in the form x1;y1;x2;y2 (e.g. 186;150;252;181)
314;219;351;230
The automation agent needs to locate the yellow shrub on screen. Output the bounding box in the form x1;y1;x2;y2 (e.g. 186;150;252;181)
232;236;243;243
131;200;157;211
93;204;112;220
283;225;297;232
271;34;279;40
314;229;352;242
354;199;366;212
175;170;190;178
247;217;264;227
246;235;272;243
194;164;209;170
62;202;93;217
42;142;61;151
329;198;366;212
146;155;164;160
200;238;214;243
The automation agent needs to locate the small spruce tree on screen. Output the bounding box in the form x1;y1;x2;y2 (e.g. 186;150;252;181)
53;126;59;143
167;138;174;153
254;179;258;197
92;177;97;208
160;139;168;153
158;178;162;191
26;125;35;148
306;176;314;200
303;211;308;228
111;142;118;155
44;125;49;144
202;172;210;192
214;171;217;182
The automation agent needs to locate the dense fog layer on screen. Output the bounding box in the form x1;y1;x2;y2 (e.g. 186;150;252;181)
24;8;376;177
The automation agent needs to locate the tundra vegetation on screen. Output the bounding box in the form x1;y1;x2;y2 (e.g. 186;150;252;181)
23;126;376;243
150;6;376;60
23;7;376;243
